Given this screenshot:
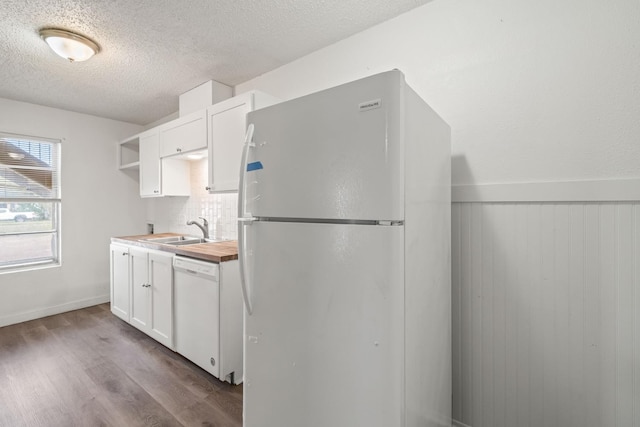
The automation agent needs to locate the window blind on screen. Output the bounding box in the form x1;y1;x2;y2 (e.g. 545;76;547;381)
0;133;61;200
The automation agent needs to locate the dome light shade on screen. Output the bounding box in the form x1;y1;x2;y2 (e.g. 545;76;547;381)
39;28;100;62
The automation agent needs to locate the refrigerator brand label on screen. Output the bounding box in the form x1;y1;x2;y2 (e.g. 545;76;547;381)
247;161;263;172
359;98;382;112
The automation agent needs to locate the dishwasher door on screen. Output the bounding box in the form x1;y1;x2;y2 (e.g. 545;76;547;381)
173;256;220;378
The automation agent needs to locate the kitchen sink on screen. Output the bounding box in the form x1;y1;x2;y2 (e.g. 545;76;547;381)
139;236;229;246
165;238;207;246
141;236;198;244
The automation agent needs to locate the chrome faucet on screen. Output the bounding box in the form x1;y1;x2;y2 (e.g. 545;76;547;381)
186;217;209;239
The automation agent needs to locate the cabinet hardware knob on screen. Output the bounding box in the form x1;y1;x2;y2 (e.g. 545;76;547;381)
122;252;127;256
205;186;211;191
176;148;182;152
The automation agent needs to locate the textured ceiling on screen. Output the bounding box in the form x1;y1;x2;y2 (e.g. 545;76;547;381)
0;0;431;125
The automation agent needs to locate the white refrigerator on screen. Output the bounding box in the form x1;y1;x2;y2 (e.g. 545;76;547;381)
238;70;451;427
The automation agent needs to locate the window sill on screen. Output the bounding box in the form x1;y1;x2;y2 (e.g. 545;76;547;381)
0;260;61;275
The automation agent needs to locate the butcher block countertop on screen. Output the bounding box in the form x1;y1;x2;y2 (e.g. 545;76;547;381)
111;232;238;263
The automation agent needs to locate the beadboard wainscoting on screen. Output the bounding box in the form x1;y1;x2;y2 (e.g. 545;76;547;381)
451;180;640;427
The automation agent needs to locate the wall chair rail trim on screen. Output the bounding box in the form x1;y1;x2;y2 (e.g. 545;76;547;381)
452;178;640;203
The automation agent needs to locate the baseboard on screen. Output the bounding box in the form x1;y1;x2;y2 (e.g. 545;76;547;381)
452;420;472;427
452;178;640;203
0;294;110;328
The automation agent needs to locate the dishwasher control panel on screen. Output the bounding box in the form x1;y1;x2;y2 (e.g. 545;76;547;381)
173;256;219;280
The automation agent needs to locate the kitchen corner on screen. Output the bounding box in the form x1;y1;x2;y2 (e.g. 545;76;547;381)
109;85;273;389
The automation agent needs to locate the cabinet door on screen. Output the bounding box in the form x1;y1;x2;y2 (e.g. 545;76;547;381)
148;251;174;349
110;244;130;321
139;131;161;197
159;110;207;157
207;95;253;192
129;247;149;332
159;158;191;197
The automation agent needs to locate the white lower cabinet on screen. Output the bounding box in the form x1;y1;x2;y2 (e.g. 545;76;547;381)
110;243;131;322
129;247;174;349
109;241;243;384
109;244;174;349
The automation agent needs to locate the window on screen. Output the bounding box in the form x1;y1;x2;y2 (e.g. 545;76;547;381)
0;133;61;270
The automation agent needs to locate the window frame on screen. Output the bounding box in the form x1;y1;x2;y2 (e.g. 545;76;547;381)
0;132;62;272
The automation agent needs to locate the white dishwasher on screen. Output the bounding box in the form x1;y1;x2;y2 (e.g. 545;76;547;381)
173;256;221;379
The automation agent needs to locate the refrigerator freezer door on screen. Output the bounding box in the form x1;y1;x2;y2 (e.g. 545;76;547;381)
243;221;405;427
245;70;405;222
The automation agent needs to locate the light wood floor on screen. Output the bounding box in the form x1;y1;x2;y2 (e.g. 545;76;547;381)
0;303;242;427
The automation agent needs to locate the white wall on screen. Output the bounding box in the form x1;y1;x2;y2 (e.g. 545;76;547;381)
236;1;640;426
237;0;640;186
0;97;147;327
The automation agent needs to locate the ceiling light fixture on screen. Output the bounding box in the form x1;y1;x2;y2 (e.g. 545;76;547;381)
39;28;100;62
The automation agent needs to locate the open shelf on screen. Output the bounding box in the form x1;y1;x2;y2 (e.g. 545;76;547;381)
119;135;140;170
119;160;140;170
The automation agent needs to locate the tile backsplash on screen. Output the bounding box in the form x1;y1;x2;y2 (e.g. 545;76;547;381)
148;159;238;240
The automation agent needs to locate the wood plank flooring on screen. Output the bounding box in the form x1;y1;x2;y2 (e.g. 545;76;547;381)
0;303;242;427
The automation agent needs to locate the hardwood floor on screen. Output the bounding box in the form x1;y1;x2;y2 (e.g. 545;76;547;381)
0;304;242;427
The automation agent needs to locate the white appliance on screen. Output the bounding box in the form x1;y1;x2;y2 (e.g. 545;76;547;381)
238;70;451;427
173;256;243;385
173;256;221;378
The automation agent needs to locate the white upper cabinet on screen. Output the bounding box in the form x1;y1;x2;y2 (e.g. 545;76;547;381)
120;90;278;197
139;129;161;197
207;91;280;193
159;109;207;158
139;128;190;198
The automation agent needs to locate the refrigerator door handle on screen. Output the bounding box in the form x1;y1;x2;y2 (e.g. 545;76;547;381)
238;123;255;219
238;123;255;315
238;217;254;315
